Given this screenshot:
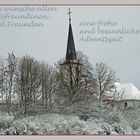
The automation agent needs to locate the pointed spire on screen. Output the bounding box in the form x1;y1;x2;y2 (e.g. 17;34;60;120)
66;8;77;62
68;8;72;24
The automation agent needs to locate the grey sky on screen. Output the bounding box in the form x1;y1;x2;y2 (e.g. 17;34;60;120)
0;6;140;88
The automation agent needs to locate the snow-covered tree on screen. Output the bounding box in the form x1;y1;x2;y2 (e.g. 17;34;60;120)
56;51;96;105
94;62;118;101
16;55;41;114
39;62;58;111
0;57;5;101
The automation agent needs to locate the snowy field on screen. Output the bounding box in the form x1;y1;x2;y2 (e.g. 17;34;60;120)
0;101;140;135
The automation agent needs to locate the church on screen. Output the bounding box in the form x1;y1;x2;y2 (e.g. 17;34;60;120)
59;8;84;103
61;8;140;109
60;8;80;66
102;82;140;111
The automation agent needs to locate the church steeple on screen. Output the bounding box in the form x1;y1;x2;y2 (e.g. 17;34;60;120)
68;8;71;24
66;8;77;62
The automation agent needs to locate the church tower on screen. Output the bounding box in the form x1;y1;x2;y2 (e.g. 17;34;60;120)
60;8;81;66
66;8;77;62
59;8;82;102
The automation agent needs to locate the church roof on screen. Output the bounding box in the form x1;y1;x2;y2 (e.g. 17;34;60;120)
114;83;140;100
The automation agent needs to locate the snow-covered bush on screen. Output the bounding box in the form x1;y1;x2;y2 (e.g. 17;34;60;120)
79;114;89;121
0;100;140;135
0;114;14;129
12;121;28;134
0;121;28;135
101;122;112;135
131;119;140;130
105;112;121;125
112;123;125;135
46;116;70;134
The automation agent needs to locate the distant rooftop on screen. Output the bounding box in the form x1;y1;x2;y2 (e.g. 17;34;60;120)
114;83;140;100
108;82;140;100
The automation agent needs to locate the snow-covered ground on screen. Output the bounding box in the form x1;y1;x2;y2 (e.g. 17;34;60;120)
0;101;140;135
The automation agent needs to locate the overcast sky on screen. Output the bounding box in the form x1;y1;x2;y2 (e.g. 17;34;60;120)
0;6;140;88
